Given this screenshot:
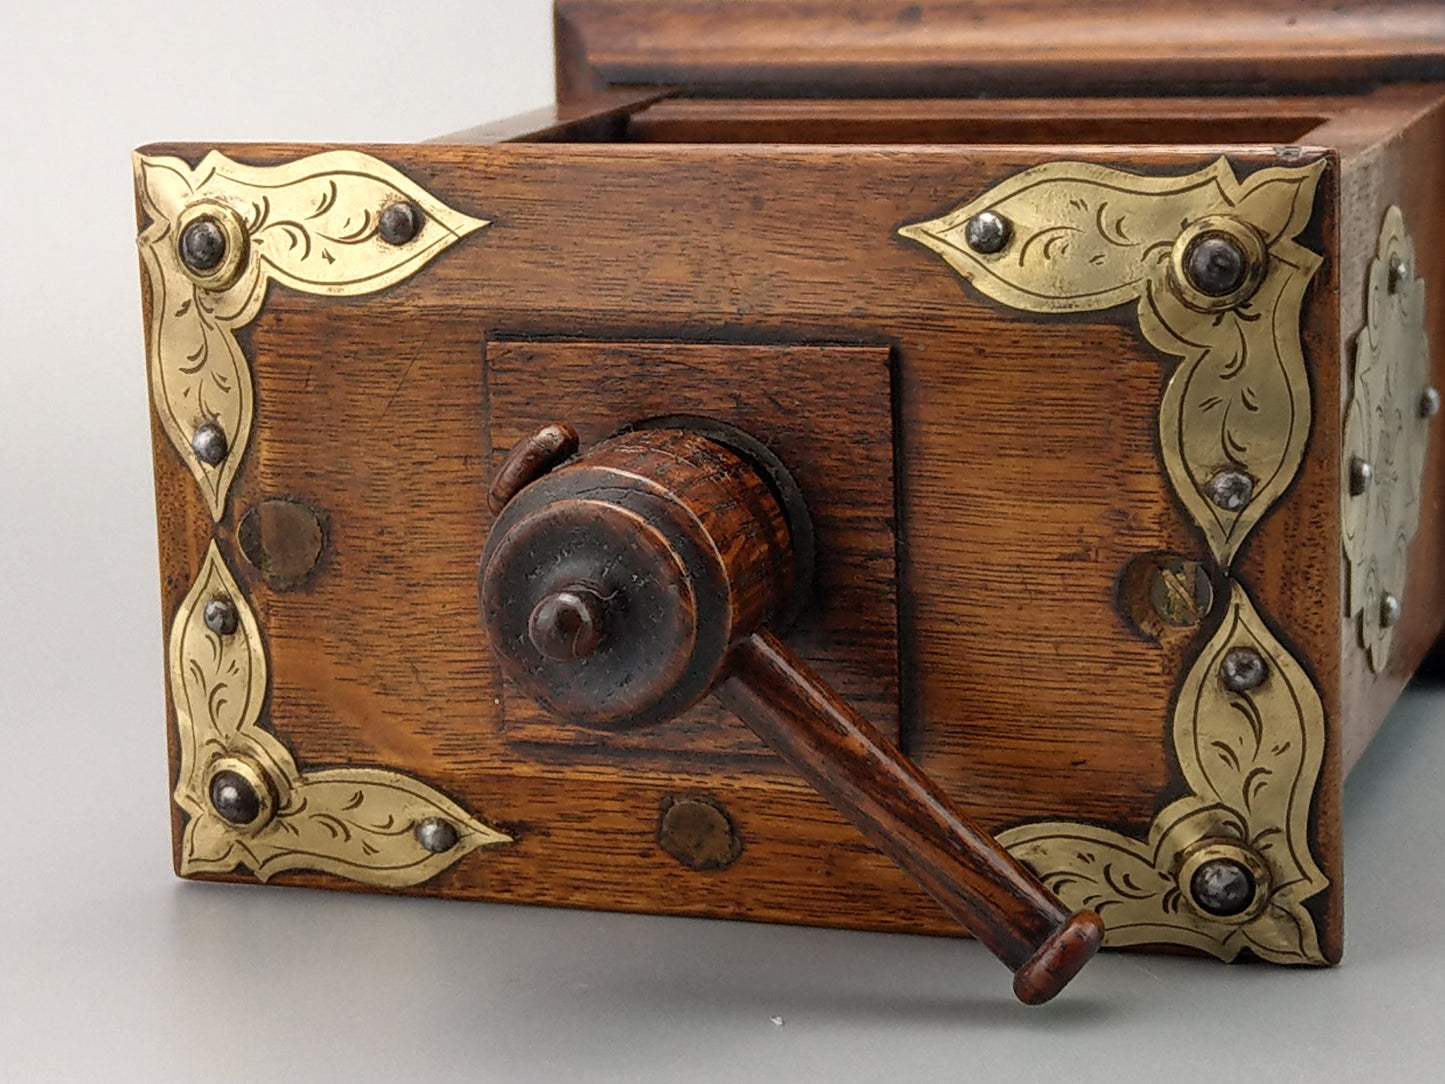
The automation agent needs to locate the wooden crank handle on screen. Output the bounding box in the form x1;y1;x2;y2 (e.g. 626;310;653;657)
480;423;1103;1005
716;630;1104;1005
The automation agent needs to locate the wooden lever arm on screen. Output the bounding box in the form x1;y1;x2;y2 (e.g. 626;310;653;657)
717;630;1104;1006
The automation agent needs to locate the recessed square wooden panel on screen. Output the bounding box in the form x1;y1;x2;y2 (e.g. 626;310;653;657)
486;338;899;762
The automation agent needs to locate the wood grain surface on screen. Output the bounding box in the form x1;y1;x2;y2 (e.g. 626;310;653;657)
555;0;1445;101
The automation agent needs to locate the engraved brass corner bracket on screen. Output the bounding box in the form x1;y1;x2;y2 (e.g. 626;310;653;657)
135;149;488;520
137;150;509;886
903;157;1330;963
171;544;511;885
1343;206;1435;672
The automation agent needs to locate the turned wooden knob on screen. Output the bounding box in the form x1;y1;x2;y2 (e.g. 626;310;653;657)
479;422;1103;1005
480;426;793;729
528;588;606;661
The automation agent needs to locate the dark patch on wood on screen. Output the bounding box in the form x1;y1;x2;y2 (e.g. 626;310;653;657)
237;498;326;589
657;795;744;870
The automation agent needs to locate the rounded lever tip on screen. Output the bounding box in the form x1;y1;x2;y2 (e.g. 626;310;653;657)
528;587;605;661
1011;909;1105;1006
488;423;579;515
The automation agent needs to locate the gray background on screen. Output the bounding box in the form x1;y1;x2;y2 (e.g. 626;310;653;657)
2;2;1442;1080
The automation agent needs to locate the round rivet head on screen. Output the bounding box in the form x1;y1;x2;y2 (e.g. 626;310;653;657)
378;201;423;245
964;210;1011;254
191;422;228;466
1189;858;1257;918
1349;456;1374;496
1420;386;1440;419
203;597;239;635
1388;255;1409;294
658;796;743;871
1202;468;1254;512
1220;646;1268;692
209;769;262;826
1184;234;1248;297
179;216;227;274
415;817;458;854
1380;593;1403;629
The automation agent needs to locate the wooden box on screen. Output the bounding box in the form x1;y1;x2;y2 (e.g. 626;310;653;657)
133;1;1445;996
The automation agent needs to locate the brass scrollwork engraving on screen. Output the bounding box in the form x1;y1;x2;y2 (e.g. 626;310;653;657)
135;149;488;520
171;543;511;885
1342;206;1434;671
900;157;1324;566
902;158;1329;963
1000;584;1326;963
141;150;506;887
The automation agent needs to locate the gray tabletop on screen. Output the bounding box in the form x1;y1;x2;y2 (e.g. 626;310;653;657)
3;2;1443;1080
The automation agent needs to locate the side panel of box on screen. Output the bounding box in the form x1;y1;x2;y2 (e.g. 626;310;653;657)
1334;95;1445;771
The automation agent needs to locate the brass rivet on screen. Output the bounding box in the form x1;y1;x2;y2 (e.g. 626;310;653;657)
658;796;742;870
1380;593;1403;629
1349;456;1374;496
378;201;423;245
1203;469;1254;512
1169;215;1267;312
1190;858;1257;917
1177;839;1271;924
1185;234;1248;297
205;756;276;833
964;210;1011;254
415;817;459;853
1220;646;1268;692
1388;255;1408;294
179;216;227;274
210;770;261;825
174;200;249;289
191;422;228;466
203;597;239;635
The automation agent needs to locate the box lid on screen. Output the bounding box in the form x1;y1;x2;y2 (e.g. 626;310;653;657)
556;1;1445;101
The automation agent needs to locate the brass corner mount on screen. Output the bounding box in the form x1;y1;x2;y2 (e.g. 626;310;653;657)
904;156;1330;963
137;149;507;888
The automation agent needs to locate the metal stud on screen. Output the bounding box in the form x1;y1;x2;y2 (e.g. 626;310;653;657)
378;201;423;246
179;216;227;274
1220;646;1268;693
1189;857;1257;918
1184;234;1248;297
1349;456;1374;496
191;422;228;466
203;597;239;636
657;796;743;871
415;817;459;853
1380;593;1403;629
1146;557;1213;630
1421;386;1441;419
1388;255;1408;294
1202;469;1254;512
209;769;262;826
963;211;1011;255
